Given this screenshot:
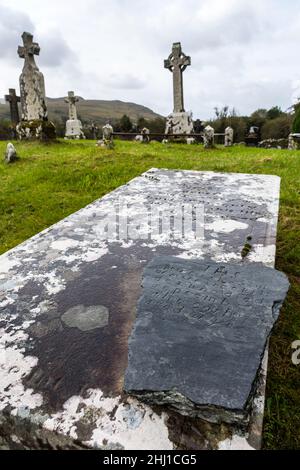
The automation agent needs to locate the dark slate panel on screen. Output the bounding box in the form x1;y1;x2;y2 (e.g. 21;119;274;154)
125;256;289;423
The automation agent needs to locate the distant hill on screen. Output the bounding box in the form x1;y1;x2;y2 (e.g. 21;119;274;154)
0;97;163;125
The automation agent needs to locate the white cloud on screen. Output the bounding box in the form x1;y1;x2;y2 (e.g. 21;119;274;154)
0;0;300;119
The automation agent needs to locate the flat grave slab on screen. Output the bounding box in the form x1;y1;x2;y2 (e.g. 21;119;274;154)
125;257;289;423
0;168;282;450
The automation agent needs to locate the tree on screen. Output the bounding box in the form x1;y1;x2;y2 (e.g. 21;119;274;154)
292;102;300;133
119;114;133;132
266;106;284;120
261;115;292;140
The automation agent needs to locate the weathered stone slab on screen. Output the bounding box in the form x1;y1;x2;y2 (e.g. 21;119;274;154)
125;256;289;423
0;169;282;449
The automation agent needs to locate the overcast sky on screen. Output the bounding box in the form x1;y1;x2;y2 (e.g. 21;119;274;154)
0;0;300;119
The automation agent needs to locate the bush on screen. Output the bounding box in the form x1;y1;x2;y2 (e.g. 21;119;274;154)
261;115;292;140
292;105;300;133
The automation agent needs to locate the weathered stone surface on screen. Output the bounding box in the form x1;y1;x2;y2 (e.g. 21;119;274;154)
16;120;56;141
4;143;18;163
125;256;289;423
0;169;282;450
17;32;55;141
165;112;194;135
5;89;20;125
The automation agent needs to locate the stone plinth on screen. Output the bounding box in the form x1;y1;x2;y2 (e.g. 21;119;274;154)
16;120;56;141
165;112;193;135
65;119;85;140
0;169;282;450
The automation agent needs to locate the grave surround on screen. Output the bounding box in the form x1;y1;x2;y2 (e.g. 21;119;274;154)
0;168;281;450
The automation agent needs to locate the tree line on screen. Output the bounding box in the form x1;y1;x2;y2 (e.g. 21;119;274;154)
1;104;299;141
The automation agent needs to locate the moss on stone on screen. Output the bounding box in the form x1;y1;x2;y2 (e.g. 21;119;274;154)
16;120;56;142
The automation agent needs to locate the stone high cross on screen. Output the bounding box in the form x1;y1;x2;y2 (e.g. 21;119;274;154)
5;89;20;125
65;91;79;120
164;42;191;113
17;32;47;121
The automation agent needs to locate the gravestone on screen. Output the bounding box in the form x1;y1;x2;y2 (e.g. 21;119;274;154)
97;123;114;148
0;168;282;450
125;257;289;423
16;32;55;141
224;126;234;147
5;89;20;125
164;43;193;136
288;133;300;150
141;127;150;143
203;125;214;148
4;143;18;163
64;91;85;140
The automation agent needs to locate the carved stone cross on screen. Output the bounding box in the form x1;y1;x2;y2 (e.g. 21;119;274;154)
18;32;40;70
164;42;191;113
65;91;79;120
5;88;20;124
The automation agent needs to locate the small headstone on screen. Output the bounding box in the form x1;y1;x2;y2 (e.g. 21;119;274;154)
203;125;214;148
125;256;289;423
141;127;150;143
164;42;193;135
224;126;234;147
64;91;85;140
4;143;18;163
97;123;114;148
288;133;300;150
186;137;196;144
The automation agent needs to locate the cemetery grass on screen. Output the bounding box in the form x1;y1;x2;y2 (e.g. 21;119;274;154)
0;139;299;450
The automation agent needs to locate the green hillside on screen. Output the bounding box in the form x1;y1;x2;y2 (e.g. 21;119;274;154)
0;97;163;125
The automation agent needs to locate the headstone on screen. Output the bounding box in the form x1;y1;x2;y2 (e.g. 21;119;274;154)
186;137;196;144
97;123;114;148
125;257;289;423
245;126;260;147
288;133;300;150
64;92;85;140
4;143;18;163
164;42;193;136
16;32;55;140
0;168;282;450
4;89;20;125
203;125;214;148
224;126;234;147
141;127;150;143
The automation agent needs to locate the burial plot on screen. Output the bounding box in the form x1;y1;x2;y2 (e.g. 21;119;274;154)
0;168;283;450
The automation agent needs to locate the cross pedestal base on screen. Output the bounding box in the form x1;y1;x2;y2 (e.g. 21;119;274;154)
165;111;194;136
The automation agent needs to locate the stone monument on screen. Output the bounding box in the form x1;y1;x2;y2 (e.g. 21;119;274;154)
141;127;150;143
224;126;234;147
97;123;114;148
288;133;300;150
16;32;56;141
5;89;20;125
203;125;215;148
64;91;85;140
4;143;18;163
164;42;193;136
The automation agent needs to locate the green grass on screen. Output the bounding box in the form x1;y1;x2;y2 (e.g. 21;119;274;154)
0;139;299;449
